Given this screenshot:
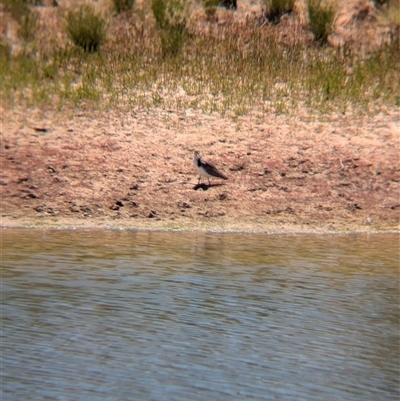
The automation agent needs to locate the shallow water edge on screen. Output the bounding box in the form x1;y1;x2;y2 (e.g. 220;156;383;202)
2;229;399;401
1;217;398;235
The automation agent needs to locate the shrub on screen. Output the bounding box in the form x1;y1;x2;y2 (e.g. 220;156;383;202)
264;0;296;22
151;0;188;57
151;0;187;30
112;0;136;14
308;0;336;44
160;25;188;57
3;0;38;41
152;0;168;28
65;5;107;53
18;9;38;42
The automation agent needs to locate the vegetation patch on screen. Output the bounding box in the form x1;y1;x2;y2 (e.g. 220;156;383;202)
0;2;398;115
3;0;38;41
65;5;107;53
151;0;188;57
384;0;400;26
113;0;136;14
263;0;296;23
307;0;337;44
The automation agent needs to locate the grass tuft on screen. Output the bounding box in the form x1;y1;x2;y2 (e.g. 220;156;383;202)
202;0;237;17
65;5;107;53
264;0;295;23
308;0;337;44
3;0;38;41
112;0;136;14
151;0;188;57
201;0;221;17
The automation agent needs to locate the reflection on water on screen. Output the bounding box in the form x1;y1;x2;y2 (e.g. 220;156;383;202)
2;229;399;401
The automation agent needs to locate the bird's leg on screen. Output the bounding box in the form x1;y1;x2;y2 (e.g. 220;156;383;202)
208;178;211;186
198;176;201;184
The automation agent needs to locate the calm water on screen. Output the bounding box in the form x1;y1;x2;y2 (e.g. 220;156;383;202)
1;229;399;401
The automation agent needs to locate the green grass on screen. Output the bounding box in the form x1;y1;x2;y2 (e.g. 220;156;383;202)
308;0;337;44
151;0;188;57
65;5;107;53
3;0;38;41
1;17;398;115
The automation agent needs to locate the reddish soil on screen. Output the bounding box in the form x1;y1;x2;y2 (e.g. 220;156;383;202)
1;106;399;233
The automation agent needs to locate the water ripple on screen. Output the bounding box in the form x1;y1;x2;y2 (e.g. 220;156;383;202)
2;230;399;401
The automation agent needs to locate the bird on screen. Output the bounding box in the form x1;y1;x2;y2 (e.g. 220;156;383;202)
193;151;228;185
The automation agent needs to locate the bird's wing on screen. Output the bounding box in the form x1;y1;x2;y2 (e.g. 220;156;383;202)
203;160;228;179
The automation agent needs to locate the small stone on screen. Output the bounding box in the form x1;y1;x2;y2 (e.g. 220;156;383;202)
33;127;48;133
347;203;362;211
46;208;56;216
17;177;29;184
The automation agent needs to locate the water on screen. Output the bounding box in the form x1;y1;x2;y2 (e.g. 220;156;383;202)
1;229;399;400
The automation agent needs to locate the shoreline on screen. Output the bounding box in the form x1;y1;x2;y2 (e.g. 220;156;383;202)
1;107;399;234
1;217;398;235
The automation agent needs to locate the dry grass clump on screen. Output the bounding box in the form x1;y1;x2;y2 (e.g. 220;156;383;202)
65;5;108;53
201;0;237;11
113;0;136;14
3;0;38;41
151;0;189;57
307;0;337;44
202;0;219;18
263;0;296;22
384;0;400;26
